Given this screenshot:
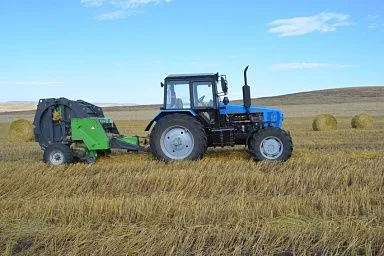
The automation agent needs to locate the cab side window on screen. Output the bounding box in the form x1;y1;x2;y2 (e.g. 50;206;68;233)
166;81;191;109
193;82;214;108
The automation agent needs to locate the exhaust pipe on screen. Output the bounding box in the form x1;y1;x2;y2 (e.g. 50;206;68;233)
242;65;251;113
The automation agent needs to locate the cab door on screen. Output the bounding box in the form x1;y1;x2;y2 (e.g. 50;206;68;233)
191;80;218;125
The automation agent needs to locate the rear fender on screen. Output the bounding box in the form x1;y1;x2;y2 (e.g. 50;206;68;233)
145;110;198;131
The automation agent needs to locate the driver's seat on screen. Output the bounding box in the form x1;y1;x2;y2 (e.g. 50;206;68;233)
175;98;183;109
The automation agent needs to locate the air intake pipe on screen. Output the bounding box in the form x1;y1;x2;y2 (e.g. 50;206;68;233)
242;65;251;113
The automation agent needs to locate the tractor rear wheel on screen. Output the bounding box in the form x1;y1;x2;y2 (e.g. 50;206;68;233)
44;143;73;165
248;127;293;161
150;114;207;161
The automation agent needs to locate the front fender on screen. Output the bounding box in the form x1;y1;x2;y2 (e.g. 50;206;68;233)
145;110;198;131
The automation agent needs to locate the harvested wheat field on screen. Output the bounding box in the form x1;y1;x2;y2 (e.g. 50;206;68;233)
0;115;384;255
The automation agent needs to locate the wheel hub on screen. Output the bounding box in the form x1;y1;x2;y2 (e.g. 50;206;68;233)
172;137;183;149
260;136;283;159
49;151;64;165
160;126;194;160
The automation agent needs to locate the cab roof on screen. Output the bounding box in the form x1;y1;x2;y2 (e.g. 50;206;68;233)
165;73;219;80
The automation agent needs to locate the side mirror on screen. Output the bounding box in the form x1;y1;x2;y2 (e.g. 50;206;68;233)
221;77;228;95
160;82;164;87
223;97;229;105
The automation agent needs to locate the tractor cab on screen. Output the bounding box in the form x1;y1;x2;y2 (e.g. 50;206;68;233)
163;73;219;110
161;73;229;126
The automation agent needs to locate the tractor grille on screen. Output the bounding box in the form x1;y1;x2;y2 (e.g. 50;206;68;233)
229;112;263;123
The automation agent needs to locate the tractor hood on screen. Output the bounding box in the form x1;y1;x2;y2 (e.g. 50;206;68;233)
219;102;284;128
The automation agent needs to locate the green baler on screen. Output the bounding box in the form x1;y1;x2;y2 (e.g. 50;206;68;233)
33;98;147;165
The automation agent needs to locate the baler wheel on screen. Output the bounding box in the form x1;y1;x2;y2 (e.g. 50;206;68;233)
44;143;73;165
86;154;96;164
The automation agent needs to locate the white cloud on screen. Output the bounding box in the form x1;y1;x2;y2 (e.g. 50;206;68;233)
81;0;171;8
96;10;128;20
368;14;379;20
81;0;173;20
271;63;356;71
81;0;104;7
367;15;383;30
268;12;354;37
368;24;379;30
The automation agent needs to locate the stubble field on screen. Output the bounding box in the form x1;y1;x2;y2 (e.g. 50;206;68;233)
0;113;383;255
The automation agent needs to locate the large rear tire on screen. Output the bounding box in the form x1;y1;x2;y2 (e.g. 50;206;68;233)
248;127;293;161
150;114;207;161
44;143;73;165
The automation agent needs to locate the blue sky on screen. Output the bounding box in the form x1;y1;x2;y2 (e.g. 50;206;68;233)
0;0;383;104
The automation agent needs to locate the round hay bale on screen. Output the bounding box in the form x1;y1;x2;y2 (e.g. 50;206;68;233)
312;114;337;131
351;113;374;129
7;119;34;142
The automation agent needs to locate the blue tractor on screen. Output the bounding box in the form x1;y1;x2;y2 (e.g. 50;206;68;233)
146;66;293;161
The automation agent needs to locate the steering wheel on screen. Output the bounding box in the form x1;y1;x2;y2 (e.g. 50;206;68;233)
198;95;205;105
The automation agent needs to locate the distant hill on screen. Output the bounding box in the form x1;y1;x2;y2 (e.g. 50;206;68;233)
4;101;36;104
232;86;384;106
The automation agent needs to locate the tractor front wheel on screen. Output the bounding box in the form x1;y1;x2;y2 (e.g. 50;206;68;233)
44;143;73;165
150;114;207;161
248;127;293;161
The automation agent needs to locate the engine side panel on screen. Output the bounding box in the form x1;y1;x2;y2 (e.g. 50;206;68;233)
219;103;283;128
